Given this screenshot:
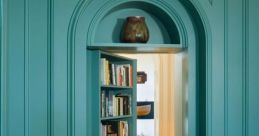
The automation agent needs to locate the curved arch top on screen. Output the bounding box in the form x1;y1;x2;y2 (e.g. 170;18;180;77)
88;0;191;46
90;1;182;44
72;0;200;48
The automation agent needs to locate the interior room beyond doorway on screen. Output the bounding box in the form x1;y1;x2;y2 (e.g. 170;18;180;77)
118;53;188;136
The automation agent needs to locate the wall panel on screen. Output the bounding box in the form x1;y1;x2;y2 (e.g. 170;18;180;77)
6;0;25;135
203;0;226;135
197;0;259;136
27;0;48;135
226;0;244;135
248;0;259;135
52;0;80;135
5;0;50;135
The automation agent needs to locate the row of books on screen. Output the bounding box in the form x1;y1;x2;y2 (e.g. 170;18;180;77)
101;91;132;118
102;121;128;136
101;58;133;87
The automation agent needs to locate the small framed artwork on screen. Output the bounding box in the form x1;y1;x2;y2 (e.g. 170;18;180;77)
137;101;154;119
137;71;147;84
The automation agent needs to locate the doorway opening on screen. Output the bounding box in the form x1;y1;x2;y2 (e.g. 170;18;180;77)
71;1;208;135
118;52;188;136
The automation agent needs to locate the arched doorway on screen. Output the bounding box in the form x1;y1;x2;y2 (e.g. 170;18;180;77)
68;1;210;136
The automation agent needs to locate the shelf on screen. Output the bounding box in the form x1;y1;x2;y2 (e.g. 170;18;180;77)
101;115;132;121
101;51;135;61
101;85;133;89
87;43;185;53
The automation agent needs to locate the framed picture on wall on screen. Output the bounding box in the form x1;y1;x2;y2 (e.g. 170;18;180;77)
137;101;154;119
137;71;147;84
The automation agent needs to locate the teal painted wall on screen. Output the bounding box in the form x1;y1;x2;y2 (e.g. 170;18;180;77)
1;0;259;136
1;0;81;135
196;0;259;136
1;0;50;135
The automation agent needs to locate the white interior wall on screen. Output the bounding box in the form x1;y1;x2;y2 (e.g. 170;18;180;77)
119;54;156;136
118;53;187;136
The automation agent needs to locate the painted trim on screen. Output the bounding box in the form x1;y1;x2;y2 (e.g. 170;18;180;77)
163;0;188;45
224;0;228;135
187;1;213;136
47;0;54;135
67;0;93;136
0;0;7;135
0;0;2;134
243;0;249;135
24;0;29;135
150;0;187;44
205;16;213;136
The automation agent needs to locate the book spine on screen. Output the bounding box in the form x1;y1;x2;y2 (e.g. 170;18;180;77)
130;65;133;87
105;60;110;85
119;121;123;136
108;91;113;117
101;90;105;117
122;67;126;86
123;97;127;115
116;65;119;86
112;64;115;85
101;58;106;85
112;95;116;116
105;96;108;117
120;97;123;116
116;98;119;116
129;96;132;115
125;121;128;136
125;66;129;86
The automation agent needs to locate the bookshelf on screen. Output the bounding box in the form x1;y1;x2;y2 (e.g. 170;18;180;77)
90;50;137;136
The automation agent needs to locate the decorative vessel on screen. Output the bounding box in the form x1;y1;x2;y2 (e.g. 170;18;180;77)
121;16;149;43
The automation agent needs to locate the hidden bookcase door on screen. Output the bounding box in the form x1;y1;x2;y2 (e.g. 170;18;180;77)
88;50;137;136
